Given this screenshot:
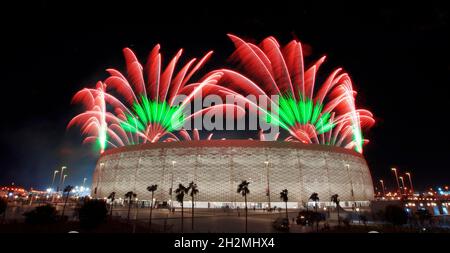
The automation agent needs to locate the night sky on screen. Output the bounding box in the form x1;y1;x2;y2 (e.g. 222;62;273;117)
0;1;449;192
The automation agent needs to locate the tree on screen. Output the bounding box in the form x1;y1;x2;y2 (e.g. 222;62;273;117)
309;192;320;212
125;191;137;223
146;184;158;229
0;198;7;223
237;180;250;233
188;181;199;231
61;185;74;218
175;184;189;233
279;189;289;221
107;192;116;217
360;214;368;226
415;208;432;226
385;205;407;227
24;204;58;224
331;194;341;226
309;192;320;232
78;199;108;229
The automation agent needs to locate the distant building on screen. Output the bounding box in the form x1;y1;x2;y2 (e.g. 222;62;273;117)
0;183;27;198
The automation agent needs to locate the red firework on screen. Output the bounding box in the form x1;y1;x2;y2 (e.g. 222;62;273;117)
68;45;244;152
206;34;375;153
68;35;375;154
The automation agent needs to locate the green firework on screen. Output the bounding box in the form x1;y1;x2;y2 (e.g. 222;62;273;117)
266;93;335;135
120;96;185;134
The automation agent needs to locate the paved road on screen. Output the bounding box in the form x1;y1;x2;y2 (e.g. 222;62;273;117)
0;203;354;233
110;207;314;233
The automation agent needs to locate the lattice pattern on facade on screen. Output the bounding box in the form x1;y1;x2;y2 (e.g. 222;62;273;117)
92;141;374;206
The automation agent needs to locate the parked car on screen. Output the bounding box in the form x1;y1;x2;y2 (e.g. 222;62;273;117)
296;210;326;226
273;217;290;232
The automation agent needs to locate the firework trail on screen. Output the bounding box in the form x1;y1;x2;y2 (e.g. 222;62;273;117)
68;82;112;153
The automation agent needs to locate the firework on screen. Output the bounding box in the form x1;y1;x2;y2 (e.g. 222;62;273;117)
68;82;109;153
69;45;244;152
208;35;374;153
69;36;374;154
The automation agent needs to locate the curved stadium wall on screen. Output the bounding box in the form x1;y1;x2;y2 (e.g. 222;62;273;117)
92;140;374;208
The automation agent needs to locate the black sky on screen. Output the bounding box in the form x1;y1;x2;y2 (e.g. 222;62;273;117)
0;1;449;191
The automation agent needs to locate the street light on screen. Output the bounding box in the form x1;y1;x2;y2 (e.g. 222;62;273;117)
170;161;176;209
94;163;104;198
391;168;401;195
51;170;60;202
379;179;385;197
62;174;68;186
51;170;59;191
345;164;355;203
83;177;87;188
405;172;414;194
264;161;271;209
399;176;405;195
57;166;67;193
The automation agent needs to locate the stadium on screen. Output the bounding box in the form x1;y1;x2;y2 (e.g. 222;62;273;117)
92;140;374;209
73;35;376;209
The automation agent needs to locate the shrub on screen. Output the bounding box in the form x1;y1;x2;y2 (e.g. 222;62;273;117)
0;198;7;215
360;214;368;225
415;208;432;225
343;213;358;226
297;210;326;226
23;204;58;224
78;199;108;229
385;205;407;226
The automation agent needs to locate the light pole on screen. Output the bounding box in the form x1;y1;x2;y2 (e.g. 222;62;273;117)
51;170;59;191
170;161;176;210
405;172;414;194
391;168;401;195
264;161;271;209
95;163;104;198
57;166;66;193
51;170;60;202
399;176;406;195
345;164;355;208
62;174;68;187
379;179;385;197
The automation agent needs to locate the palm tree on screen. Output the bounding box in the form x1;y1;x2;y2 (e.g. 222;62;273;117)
107;192;116;217
125;191;137;222
309;192;320;212
61;185;74;218
175;184;188;233
237;180;250;233
146;184;158;229
309;192;320;231
188;181;199;231
331;194;340;226
280;189;289;221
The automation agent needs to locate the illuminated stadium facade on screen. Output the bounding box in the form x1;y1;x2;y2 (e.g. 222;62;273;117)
92;140;374;208
74;35;376;209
